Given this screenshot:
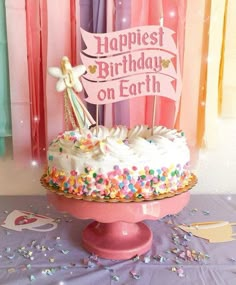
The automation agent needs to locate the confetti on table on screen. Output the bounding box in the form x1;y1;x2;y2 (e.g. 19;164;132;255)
183;234;191;241
83;258;96;268
177;267;185;277
143;256;151;263
89;254;98;261
192;208;198;212
202;210;210;215
171;248;180;254
104;266;114;273
175;257;183;264
172;234;180;245
171;266;185;277
61;249;70;255
49;258;55;263
59;265;68;270
47;247;54;251
30;240;37;247
130;270;140;280
29;275;36;282
8;268;16;274
132;255;140;262
7;254;15;260
179;251;186;259
153;255;167;263
65;219;73;223
112;275;120;281
42;268;56;276
41;246;47;252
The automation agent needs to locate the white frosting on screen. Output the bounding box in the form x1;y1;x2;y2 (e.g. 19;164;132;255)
47;125;190;177
128;125;151;139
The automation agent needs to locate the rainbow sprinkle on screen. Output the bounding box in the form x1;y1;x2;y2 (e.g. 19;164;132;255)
44;163;191;201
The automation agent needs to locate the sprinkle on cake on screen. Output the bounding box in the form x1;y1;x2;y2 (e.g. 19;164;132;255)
43;124;192;201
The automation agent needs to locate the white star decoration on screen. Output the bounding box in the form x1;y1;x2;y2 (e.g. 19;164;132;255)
48;56;86;93
47;56;96;129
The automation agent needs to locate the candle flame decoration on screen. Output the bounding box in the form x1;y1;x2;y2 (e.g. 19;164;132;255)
48;56;96;131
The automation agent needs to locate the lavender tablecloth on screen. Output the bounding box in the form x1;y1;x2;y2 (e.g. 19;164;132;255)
0;194;236;285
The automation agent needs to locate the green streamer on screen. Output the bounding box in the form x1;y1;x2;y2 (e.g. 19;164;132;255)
0;0;12;156
0;138;5;156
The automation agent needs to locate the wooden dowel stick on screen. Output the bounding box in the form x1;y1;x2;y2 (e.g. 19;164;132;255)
151;96;157;135
96;105;99;136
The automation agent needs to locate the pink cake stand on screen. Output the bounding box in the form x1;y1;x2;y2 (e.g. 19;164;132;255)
47;190;190;260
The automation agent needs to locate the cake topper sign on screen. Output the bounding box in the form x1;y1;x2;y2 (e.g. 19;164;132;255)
80;25;180;105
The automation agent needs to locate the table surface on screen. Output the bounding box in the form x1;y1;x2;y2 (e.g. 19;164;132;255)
0;194;236;285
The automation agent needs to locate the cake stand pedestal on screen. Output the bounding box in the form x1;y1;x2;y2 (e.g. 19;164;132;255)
47;191;190;260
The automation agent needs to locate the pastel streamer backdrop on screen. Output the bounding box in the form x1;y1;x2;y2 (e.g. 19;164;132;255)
1;0;230;168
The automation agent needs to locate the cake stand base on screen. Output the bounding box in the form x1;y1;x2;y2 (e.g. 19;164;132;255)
47;190;191;260
82;221;152;260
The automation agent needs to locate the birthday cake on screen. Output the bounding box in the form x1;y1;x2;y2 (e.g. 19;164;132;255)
42;124;194;201
41;53;196;202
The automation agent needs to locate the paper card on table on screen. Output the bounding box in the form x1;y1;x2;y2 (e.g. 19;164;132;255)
179;221;236;243
1;210;57;232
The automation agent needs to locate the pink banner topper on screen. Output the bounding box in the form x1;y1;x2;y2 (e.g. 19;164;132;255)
81;50;176;82
82;73;178;105
81;25;176;57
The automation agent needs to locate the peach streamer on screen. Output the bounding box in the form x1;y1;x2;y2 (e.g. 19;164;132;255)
217;0;228;116
176;0;211;166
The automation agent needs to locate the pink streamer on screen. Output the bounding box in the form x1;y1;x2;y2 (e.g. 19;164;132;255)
26;0;47;163
145;0;176;128
6;0;80;164
130;0;187;128
5;0;32;164
45;0;74;145
112;0;132;127
70;0;77;65
103;0;114;127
